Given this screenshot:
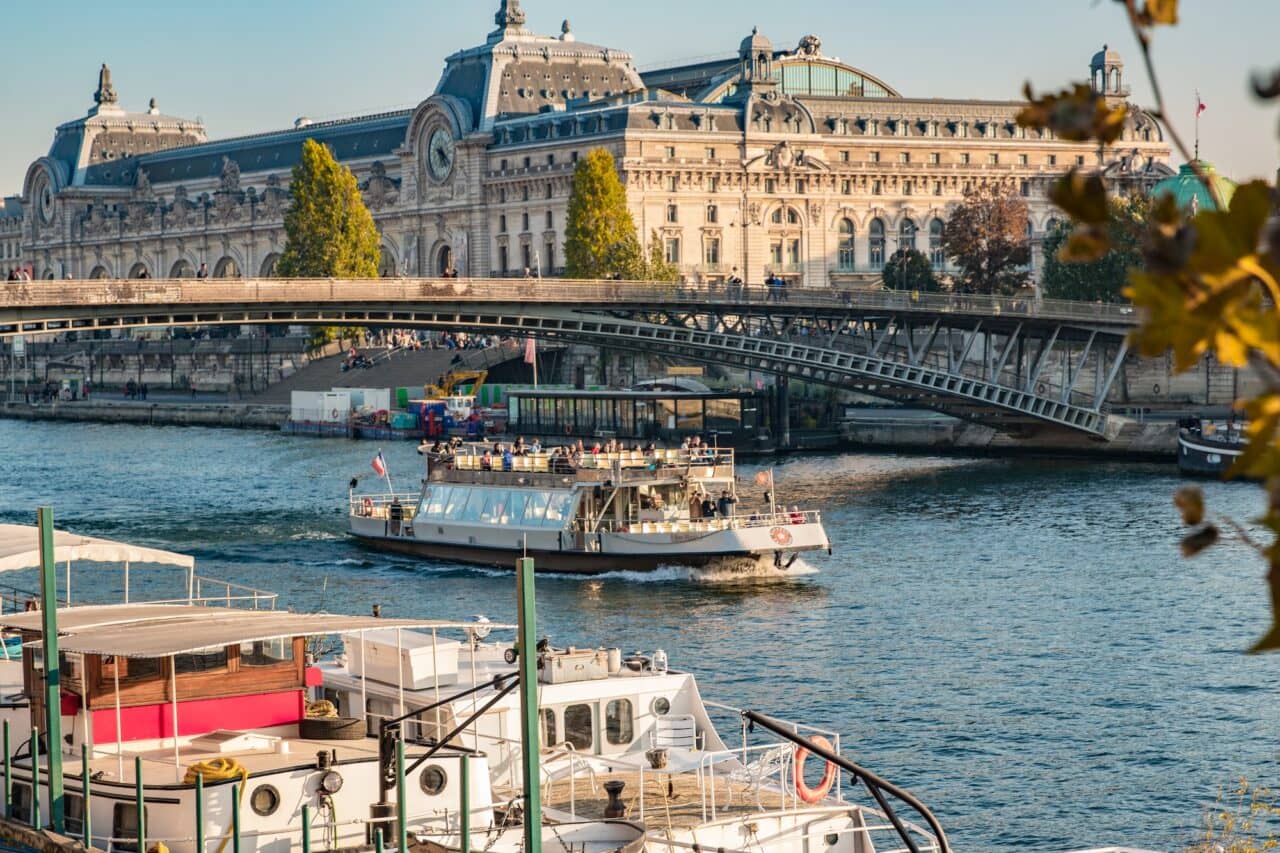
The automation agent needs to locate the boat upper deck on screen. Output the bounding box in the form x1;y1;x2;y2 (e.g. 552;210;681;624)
430;446;736;489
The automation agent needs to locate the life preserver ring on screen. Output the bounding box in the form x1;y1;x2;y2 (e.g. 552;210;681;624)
1036;383;1046;395
362;497;374;517
1153;383;1161;394
331;408;340;420
770;527;793;546
794;736;837;804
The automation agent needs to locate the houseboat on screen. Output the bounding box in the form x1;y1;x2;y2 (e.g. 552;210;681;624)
1177;419;1247;478
348;444;831;574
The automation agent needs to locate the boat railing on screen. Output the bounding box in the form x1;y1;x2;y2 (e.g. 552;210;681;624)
0;572;277;616
350;492;423;520
448;446;735;476
595;510;822;536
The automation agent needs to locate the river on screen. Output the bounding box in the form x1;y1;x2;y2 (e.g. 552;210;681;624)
0;420;1270;851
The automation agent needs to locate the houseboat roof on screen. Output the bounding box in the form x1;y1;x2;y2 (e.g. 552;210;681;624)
0;523;195;572
1;604;510;658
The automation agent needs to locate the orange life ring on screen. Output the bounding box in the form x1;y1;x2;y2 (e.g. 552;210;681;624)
770;527;793;546
362;497;374;517
794;736;837;804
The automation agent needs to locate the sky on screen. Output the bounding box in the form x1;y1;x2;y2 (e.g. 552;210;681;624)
1;0;1277;196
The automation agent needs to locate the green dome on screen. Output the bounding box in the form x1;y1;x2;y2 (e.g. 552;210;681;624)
1152;159;1236;213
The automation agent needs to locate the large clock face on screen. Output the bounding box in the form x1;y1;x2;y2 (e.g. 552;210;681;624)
427;128;455;182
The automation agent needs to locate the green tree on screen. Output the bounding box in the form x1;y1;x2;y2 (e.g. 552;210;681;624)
940;183;1032;294
1041;195;1149;302
277;138;381;279
643;230;679;282
565;148;669;280
881;248;940;292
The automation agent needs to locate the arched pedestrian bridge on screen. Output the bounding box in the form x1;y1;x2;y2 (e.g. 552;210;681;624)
0;278;1141;438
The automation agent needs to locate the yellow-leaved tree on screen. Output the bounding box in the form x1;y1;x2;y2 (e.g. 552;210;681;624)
278;138;381;279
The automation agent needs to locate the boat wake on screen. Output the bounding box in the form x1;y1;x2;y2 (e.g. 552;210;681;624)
528;556;822;585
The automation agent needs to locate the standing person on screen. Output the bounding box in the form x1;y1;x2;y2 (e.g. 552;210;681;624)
196;262;209;279
701;494;718;520
727;267;743;300
718;489;737;518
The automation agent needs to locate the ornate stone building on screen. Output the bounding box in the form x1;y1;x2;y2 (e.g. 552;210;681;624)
12;2;1172;288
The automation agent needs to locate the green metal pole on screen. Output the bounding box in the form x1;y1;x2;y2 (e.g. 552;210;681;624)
3;719;9;819
460;755;470;853
232;783;241;853
30;726;39;829
36;507;64;834
301;804;311;853
516;557;541;853
81;747;91;848
396;737;407;852
375;827;384;853
134;755;144;853
195;772;204;853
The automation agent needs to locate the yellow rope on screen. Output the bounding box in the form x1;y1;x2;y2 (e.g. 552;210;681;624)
183;759;249;853
306;699;339;718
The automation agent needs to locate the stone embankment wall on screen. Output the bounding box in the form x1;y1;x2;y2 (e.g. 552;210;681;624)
842;415;1179;458
0;817;103;852
0;400;287;430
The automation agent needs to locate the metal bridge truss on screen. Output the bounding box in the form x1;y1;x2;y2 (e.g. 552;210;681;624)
0;295;1129;437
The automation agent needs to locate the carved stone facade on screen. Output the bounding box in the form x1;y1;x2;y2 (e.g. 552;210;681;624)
10;2;1172;289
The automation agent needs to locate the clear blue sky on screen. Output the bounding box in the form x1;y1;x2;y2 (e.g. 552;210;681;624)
2;0;1276;195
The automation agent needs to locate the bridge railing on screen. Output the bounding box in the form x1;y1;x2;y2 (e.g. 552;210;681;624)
0;277;1139;326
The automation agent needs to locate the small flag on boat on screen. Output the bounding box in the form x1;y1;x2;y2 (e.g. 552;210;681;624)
524;337;537;365
1196;97;1207;117
371;451;388;478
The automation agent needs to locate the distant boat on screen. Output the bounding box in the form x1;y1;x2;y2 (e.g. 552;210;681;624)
1177;420;1247;478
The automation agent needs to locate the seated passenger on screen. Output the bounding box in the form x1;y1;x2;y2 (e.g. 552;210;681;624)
790;506;805;524
481;451;493;471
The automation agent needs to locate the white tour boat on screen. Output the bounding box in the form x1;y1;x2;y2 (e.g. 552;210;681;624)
348;444;831;574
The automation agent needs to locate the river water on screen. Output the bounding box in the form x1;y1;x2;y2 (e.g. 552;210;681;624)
0;420;1271;851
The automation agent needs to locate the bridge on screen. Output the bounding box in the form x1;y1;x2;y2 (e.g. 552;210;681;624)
0;278;1140;438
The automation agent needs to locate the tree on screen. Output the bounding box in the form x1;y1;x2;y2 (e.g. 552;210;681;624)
277;139;381;279
1041;195;1149;302
565;148;668;280
940;183;1032;294
881;248;940;292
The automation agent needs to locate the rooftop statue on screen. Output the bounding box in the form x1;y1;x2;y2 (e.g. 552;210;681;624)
93;63;118;106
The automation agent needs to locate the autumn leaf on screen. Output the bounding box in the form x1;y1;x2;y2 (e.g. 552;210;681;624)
1174;486;1205;526
1049;170;1110;225
1018;83;1129;144
1141;0;1179;25
1181;525;1220;557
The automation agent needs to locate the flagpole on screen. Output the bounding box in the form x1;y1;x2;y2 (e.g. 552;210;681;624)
1194;89;1200;160
379;449;395;495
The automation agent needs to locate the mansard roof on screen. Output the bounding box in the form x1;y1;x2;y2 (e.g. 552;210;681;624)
81;110;411;189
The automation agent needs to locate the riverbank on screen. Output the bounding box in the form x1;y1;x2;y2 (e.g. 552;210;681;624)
0;399;287;429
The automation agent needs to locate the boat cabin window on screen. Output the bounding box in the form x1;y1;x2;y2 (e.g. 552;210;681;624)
416;486;575;529
113;802;148;852
606;699;633;745
11;782;30;822
541;708;557;746
120;656;162;682
65;792;85;835
240;638;293;667
564;703;594;751
174;646;229;675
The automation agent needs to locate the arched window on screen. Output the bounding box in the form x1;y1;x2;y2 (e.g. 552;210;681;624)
377;247;396;278
89;266;110;279
899;218;917;253
260;253;282;278
127;262;149;279
929;219;945;268
170;259;195;279
837;219;855;271
213;257;240;278
869;218;886;270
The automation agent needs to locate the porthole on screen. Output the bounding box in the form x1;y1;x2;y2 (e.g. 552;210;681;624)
652;697;671;716
250;784;280;817
420;765;448;796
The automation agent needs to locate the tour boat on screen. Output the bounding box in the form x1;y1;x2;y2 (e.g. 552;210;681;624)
348;444;831;574
318;622;950;853
1176;419;1247;478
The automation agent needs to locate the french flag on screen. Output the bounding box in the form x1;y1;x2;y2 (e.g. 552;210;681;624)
371;451;388;478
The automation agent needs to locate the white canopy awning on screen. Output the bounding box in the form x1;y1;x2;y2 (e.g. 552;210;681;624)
1;604;514;658
0;523;195;573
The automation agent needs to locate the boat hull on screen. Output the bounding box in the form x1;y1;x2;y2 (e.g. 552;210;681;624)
351;532;820;574
1177;431;1245;478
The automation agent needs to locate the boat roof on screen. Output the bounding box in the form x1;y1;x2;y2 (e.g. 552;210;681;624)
0;523;194;573
0;604;511;658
